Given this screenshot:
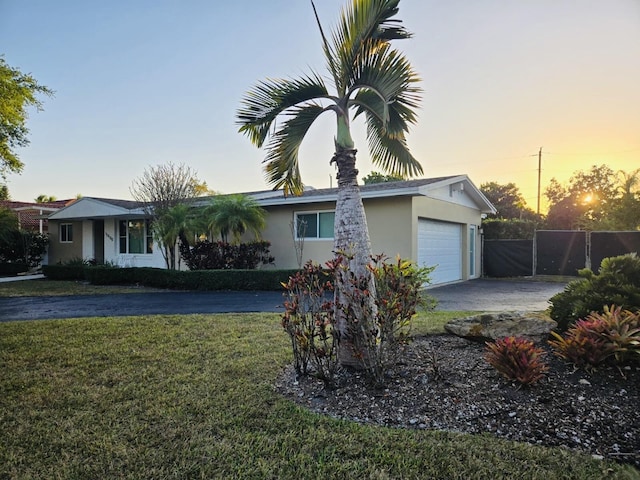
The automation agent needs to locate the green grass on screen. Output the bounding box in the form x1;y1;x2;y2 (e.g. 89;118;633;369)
0;279;164;297
1;313;638;479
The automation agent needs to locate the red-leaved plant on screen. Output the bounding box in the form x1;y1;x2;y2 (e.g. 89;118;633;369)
549;305;640;370
485;337;549;386
281;260;337;386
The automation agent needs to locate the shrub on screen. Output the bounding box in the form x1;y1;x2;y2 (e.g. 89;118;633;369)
44;264;298;290
485;337;549;386
0;230;49;267
549;253;640;331
336;254;435;386
42;264;87;280
549;305;640;370
281;254;435;388
481;218;539;240
281;260;337;385
0;262;28;276
179;240;274;270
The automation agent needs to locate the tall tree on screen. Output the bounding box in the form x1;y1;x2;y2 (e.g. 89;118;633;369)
601;168;640;230
237;0;421;367
130;162;201;269
0;57;54;178
205;194;267;244
0;184;9;200
545;165;618;230
480;182;537;220
0;207;18;244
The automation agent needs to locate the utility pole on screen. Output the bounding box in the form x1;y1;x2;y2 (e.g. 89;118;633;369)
537;147;542;214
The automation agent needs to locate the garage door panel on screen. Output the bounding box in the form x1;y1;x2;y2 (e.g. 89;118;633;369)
418;220;462;285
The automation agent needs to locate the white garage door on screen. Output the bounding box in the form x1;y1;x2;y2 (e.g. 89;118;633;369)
418;219;462;285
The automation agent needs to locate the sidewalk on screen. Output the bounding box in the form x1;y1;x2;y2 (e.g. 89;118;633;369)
0;274;45;283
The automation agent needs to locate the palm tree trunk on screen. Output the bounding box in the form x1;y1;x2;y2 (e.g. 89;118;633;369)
332;146;378;368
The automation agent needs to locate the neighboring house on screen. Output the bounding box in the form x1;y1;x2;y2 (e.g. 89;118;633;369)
47;175;495;285
1;199;74;234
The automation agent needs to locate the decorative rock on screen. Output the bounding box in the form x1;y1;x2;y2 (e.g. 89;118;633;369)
444;312;557;343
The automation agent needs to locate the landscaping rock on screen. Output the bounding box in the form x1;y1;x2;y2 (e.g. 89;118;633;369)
444;312;557;343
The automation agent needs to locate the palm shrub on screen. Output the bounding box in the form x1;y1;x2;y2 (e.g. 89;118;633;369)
549;253;640;331
485;337;549;386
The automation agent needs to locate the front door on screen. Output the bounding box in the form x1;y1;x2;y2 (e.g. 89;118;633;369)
93;220;105;264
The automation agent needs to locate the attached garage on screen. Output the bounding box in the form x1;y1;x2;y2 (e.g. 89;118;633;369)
418;219;462;285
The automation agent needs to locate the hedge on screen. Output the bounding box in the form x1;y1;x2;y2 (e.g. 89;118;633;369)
0;262;29;276
43;265;299;291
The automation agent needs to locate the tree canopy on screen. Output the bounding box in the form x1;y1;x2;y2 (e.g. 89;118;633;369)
0;57;53;178
362;171;406;185
545;165;640;230
237;0;422;196
480;182;539;221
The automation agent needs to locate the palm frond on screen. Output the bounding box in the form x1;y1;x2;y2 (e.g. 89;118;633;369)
262;103;327;196
330;0;411;93
237;74;328;147
365;114;423;178
349;44;420;130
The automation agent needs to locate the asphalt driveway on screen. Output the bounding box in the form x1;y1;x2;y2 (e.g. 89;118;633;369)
0;279;567;322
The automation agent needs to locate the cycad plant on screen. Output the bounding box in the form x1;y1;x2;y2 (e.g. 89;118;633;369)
237;0;421;367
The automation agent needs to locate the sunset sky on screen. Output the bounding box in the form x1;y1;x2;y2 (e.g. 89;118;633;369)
1;0;639;212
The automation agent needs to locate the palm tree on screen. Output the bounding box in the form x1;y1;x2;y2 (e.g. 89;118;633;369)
205;194;266;244
237;0;421;366
153;203;200;270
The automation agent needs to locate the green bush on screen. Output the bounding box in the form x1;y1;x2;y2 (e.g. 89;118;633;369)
0;230;49;267
44;264;298;291
549;253;640;331
42;264;88;280
481;218;539;240
0;262;29;276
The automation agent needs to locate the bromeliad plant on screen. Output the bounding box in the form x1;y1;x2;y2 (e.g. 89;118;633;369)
549;305;640;371
485;337;549;386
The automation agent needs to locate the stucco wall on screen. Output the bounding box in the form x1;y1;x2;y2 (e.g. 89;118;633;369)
262;203;336;269
363;196;413;260
47;220;84;264
262;197;416;269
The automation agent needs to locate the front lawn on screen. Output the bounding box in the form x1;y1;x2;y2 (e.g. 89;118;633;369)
1;313;636;479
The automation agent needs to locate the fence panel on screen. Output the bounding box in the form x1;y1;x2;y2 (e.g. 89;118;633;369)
483;239;533;277
535;231;587;276
590;232;640;272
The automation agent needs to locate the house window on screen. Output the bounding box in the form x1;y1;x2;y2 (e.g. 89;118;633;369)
295;211;335;239
60;223;73;243
119;219;153;254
